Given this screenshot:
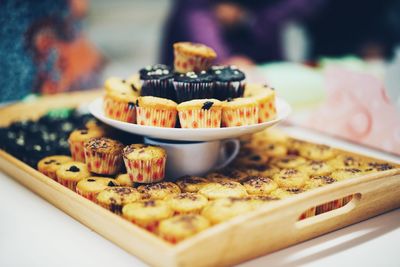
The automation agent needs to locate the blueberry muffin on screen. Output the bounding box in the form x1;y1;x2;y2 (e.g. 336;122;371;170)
165;193;208;214
37;155;73;180
158;214;210;243
210;65;245;100
56;161;91;191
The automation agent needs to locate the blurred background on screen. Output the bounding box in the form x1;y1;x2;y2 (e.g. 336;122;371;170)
0;0;399;153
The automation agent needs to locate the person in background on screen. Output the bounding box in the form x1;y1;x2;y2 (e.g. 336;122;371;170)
0;0;103;103
160;0;326;66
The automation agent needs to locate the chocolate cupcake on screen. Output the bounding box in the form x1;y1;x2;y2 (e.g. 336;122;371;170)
173;71;214;103
139;64;176;100
210;65;245;100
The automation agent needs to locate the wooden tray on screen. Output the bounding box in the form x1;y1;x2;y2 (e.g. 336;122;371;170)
1;91;400;267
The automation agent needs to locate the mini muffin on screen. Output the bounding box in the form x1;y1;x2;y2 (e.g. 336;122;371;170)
84;137;124;175
233;151;269;169
56;161;91;190
206;167;249;183
271;155;307;169
259;165;281;177
139;64;175;100
123;144;167;183
260;143;288;158
122;200;173;232
210;65;245;100
201;197;254;224
298;160;333;176
177;99;222;128
250;195;280;208
269;188;305;199
166;193;208;214
242;176;278;195
205;172;232;183
173;71;214;103
96;186;142;214
331;168;364;181
304;175;337;190
327;155;366;169
136;96;178;128
299;144;336;161
198;181;248;200
137;182;181;200
173;42;216;73
104;76;140;95
363;162;394;172
115;173;135;187
104;82;138;123
37;155;73;180
159;214;210;243
221;97;258;127
247;85;276;123
85;118;106;131
68;128;106;162
76;177;119;201
273;169;309;189
175;175;209;193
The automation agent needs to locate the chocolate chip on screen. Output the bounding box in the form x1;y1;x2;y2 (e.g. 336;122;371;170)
44;159;56;164
80;130;88;135
249;155;261;161
67;165;80;172
87;179;96;182
130;84;138;92
202;101;213;110
128;102;135;109
108;181;117;187
226;98;233;102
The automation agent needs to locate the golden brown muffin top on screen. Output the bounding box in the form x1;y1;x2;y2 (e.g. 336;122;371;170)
177;99;222;111
84;137;124;154
173;42;217;58
123;144;166;161
222;97;257;109
68;128;105;143
137;96;177;110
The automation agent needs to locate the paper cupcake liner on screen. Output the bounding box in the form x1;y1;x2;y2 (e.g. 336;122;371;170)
58;178;80;192
160;233;179;244
222;106;258;127
214;81;245;101
173;81;214;103
136;107;177;128
316;199;343;215
174;51;214;73
124;157;166;183
99;202;123;215
258;97;277;123
342;195;353;205
39;169;57;180
299;207;316;220
84;149;123;175
104;96;136;123
76;188;98;202
141;78;176;100
69;141;85;162
128;218;160;233
178;109;221;128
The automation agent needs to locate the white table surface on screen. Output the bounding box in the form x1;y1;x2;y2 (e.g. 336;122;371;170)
1;126;399;267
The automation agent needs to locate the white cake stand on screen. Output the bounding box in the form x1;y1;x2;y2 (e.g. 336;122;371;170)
88;97;291;142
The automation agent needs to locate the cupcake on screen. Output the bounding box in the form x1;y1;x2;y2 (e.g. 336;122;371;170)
271;155;307;169
139;64;176;100
159;214;210;243
137;182;181;200
250;195;280;208
165;193;208;214
242;176;278;196
245;83;276;123
96;186;142;214
76;177;119;201
233;151;269;169
103;77;139;123
198;181;248;200
173;42;216;73
56;161;91;191
260;143;288;158
363;162;394;172
331;168;364;181
173;71;214;103
221;97;258;127
122;200;173;232
327;155;366;169
273;169;309;189
269;188;305;199
201;197;254;224
68;128;106;162
304;175;337;190
37;155;73;180
83;137;124;175
299;144;337;161
210;65;245;100
136;96;178;127
177;99;222;128
115;173;135;187
175;175;209;193
123;144;167;183
206;167;249;183
298;160;333;176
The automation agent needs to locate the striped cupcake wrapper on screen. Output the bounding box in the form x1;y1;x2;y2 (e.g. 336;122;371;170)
141;78;176;100
76;188;98;202
104;97;136;123
99;202;123;215
84;149;123;175
136;107;177;128
174;52;214;73
258;98;277;123
173;81;214;103
58;178;79;192
214;81;245;101
69;141;85;162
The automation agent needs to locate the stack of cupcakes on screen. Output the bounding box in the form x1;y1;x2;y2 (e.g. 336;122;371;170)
102;42;277;129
